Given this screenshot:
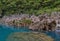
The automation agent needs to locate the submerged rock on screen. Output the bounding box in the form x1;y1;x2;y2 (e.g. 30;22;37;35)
6;32;54;41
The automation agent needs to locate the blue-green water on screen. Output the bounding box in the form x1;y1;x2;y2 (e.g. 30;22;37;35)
43;31;60;41
0;24;60;41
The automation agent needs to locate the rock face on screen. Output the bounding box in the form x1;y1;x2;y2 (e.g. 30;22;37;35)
1;12;60;31
29;22;40;31
30;15;40;23
55;19;60;31
29;12;58;31
29;19;56;31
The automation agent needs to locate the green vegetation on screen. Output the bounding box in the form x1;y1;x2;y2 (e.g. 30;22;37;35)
11;19;32;26
20;19;32;24
0;0;60;15
6;32;54;41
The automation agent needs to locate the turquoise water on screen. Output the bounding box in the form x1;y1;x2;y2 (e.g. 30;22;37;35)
43;31;60;41
0;24;60;41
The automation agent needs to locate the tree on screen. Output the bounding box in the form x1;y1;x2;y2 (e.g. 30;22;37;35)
0;0;60;16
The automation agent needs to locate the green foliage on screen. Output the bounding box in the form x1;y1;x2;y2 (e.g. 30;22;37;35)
0;0;60;15
20;19;32;24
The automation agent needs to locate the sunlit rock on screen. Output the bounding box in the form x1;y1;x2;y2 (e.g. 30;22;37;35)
30;15;40;23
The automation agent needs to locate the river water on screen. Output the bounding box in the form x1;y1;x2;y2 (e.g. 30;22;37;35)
0;24;60;41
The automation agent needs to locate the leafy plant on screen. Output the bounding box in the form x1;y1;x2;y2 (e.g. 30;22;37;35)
0;0;60;16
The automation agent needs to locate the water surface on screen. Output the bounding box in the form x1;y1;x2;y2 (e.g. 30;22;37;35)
0;24;60;41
